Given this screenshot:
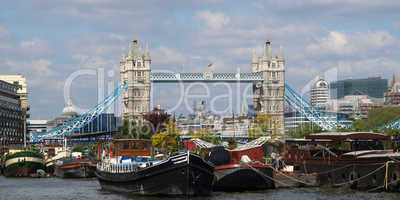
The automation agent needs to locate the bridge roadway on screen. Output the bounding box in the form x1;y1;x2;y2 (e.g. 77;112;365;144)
150;72;263;82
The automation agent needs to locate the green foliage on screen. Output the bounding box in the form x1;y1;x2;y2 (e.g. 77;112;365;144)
117;119;152;139
190;128;221;144
71;145;85;153
384;129;400;137
352;107;400;131
151;120;180;154
249;114;272;138
287;123;323;138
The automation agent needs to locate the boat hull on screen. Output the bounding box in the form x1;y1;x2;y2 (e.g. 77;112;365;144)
213;164;275;191
295;161;400;192
96;153;214;196
55;161;96;178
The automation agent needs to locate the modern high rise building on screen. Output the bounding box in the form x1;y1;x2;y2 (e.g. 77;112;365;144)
310;78;329;108
119;39;151;122
252;41;285;136
0;80;24;152
330;77;388;99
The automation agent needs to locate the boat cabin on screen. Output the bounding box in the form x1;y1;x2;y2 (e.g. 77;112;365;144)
110;139;152;157
284;132;392;166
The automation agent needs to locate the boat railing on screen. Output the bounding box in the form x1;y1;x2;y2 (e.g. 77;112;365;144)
96;161;139;173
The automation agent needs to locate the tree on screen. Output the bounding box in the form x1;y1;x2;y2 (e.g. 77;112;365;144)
249;113;271;138
288;123;323;138
352;107;400;131
116;119;152;139
143;107;170;135
190;128;221;144
151;120;179;154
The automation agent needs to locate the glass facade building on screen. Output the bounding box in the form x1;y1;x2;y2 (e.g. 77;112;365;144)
74;113;118;134
330;77;388;99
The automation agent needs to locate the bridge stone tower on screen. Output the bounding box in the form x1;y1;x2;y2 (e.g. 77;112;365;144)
252;41;285;136
120;39;151;122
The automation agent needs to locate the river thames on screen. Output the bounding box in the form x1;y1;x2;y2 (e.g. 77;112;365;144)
0;177;398;200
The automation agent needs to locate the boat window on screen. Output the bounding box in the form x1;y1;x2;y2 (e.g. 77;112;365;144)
351;140;384;151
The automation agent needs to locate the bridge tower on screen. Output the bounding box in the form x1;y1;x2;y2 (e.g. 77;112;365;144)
120;39;151;122
252;41;285;136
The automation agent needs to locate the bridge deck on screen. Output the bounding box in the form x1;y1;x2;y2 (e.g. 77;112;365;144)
150;72;263;82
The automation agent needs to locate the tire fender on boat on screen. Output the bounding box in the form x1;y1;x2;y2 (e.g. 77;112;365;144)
348;171;359;189
389;170;400;190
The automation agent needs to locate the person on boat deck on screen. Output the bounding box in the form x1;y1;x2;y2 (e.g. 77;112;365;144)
272;154;285;170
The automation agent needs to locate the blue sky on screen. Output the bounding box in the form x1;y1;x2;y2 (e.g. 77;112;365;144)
1;0;399;119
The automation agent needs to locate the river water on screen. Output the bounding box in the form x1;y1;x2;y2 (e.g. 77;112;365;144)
0;176;398;200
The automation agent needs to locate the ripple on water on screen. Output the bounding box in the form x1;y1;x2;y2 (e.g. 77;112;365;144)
0;177;398;200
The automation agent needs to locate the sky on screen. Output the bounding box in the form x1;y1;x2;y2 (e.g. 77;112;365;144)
0;0;399;119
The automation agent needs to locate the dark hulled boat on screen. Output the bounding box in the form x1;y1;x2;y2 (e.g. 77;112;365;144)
95;152;215;196
213;162;274;191
284;132;400;192
55;156;96;178
3;150;45;177
188;137;276;191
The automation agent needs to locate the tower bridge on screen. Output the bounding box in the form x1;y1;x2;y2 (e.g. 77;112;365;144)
32;39;382;143
120;39;285;135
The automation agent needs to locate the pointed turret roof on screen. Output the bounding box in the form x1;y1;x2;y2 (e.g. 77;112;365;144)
127;39;141;59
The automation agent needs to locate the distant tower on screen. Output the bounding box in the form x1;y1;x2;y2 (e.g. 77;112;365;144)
385;73;400;105
252;41;285;136
120;39;151;122
310;78;329;109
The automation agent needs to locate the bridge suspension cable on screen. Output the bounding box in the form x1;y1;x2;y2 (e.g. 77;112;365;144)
32;82;128;142
382;118;400;130
284;84;342;131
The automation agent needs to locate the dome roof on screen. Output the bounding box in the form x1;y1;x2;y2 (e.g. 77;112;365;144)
62;101;77;116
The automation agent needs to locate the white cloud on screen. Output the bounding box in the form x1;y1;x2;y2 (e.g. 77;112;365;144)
31;59;53;75
152;46;186;68
196;11;230;31
20;39;51;55
306;31;396;56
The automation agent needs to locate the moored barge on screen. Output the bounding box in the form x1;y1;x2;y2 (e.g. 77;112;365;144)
284;132;400;192
54;154;96;178
188;137;276;191
96;152;215;196
3;150;45;177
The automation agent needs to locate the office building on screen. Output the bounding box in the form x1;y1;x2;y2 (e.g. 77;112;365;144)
0;75;29;144
310;78;329;108
0;80;23;152
330;77;388;99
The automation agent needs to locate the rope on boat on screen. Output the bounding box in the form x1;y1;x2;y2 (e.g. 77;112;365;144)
243;163;293;188
313;164;353;175
332;164;386;187
269;166;315;186
301;161;393;176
